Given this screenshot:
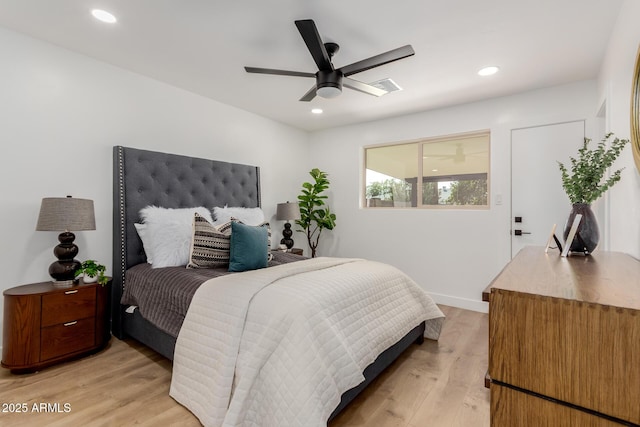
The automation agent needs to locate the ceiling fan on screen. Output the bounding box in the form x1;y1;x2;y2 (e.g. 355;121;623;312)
244;19;415;102
435;145;467;163
427;144;484;163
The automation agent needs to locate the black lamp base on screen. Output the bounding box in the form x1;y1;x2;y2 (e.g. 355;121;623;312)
280;222;294;250
48;260;81;282
48;231;81;282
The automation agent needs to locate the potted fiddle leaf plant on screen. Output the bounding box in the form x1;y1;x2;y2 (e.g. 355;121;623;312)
296;168;337;258
75;259;108;285
557;132;629;253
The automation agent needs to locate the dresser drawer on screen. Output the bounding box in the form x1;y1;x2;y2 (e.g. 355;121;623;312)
489;289;640;424
40;317;95;361
491;383;621;427
41;287;96;327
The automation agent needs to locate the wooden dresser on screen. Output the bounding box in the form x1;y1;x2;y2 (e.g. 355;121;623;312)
485;247;640;426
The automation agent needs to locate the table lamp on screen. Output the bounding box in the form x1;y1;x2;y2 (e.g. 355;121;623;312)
276;202;301;250
36;196;96;283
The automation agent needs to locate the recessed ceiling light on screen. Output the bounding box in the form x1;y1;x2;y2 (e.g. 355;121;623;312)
91;9;117;24
478;66;499;76
311;108;323;114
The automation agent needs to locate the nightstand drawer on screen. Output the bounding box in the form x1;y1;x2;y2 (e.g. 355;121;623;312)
41;287;96;327
41;317;95;361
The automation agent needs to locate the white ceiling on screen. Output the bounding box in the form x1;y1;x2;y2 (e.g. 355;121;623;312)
0;0;623;132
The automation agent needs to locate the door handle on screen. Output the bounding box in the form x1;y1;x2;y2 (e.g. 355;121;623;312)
514;229;532;236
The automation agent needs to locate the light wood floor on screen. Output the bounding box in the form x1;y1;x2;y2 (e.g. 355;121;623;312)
0;305;488;427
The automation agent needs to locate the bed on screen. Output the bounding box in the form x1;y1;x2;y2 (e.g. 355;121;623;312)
111;145;444;426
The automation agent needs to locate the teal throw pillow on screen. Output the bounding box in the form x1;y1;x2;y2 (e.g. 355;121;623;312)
228;221;269;272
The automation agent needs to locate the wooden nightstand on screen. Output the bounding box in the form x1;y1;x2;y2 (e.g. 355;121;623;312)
2;278;111;373
271;248;304;256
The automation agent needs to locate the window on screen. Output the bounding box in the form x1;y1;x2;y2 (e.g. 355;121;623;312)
364;131;490;208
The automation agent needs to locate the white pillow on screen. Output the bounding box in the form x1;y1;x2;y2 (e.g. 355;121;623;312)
213;206;265;226
139;206;214;268
134;223;153;264
139;205;213;224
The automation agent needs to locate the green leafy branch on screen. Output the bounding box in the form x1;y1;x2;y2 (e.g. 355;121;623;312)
557;133;629;204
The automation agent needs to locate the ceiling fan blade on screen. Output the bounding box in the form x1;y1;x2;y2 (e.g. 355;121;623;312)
343;78;387;97
299;85;317;102
339;45;415;77
295;19;334;71
244;67;315;78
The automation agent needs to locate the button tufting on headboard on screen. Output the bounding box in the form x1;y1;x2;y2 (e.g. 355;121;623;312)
111;146;261;338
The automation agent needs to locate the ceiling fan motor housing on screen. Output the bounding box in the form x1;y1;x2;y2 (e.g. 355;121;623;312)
316;70;343;98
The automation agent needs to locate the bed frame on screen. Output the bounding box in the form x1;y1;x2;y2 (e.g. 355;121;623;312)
111;145;425;421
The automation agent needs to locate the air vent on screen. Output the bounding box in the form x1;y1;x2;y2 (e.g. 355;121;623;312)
369;78;402;93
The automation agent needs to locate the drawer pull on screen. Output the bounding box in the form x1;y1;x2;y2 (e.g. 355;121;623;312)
64;290;78;295
63;321;78;327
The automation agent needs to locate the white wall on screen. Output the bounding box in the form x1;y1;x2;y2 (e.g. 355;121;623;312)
0;27;310;345
3;4;636;349
597;0;640;259
309;80;598;312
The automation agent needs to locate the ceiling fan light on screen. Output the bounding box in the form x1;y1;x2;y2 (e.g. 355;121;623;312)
317;86;342;99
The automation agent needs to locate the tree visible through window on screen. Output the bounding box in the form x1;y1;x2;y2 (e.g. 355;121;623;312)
364;131;490;208
446;178;488;205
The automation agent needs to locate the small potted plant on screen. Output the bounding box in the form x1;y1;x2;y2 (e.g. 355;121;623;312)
75;260;108;285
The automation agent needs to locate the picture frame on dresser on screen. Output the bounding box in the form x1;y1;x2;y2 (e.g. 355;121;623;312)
560;213;582;257
544;223;564;254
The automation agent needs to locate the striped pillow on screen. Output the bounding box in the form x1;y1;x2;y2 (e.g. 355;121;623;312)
187;213;233;268
187;213;272;269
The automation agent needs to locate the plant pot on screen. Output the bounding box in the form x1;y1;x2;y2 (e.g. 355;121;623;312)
563;203;599;254
83;273;98;283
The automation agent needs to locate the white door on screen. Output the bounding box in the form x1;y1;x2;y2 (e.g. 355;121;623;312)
511;121;585;258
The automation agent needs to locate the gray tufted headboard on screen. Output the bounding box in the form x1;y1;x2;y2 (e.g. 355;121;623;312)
111;146;260;336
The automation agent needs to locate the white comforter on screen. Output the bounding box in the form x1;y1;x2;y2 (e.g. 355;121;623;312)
170;257;444;427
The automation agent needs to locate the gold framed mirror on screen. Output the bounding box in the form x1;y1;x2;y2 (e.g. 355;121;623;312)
632;44;640;172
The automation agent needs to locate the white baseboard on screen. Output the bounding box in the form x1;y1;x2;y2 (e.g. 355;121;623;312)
428;292;489;314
